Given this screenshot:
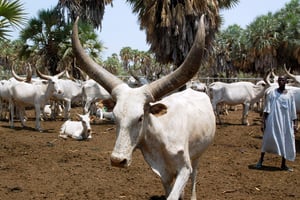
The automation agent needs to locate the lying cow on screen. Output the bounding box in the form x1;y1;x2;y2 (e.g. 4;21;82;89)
59;112;92;140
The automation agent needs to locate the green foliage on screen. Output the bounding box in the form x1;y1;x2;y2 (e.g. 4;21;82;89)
0;0;27;40
103;53;123;75
16;7;103;76
215;0;300;77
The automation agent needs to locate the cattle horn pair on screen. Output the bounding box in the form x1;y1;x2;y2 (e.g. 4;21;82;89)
72;15;206;101
35;67;66;80
11;64;33;83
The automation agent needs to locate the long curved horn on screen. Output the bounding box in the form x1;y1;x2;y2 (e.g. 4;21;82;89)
283;64;295;79
36;67;65;80
55;70;66;78
11;66;26;82
72;17;123;94
35;68;52;80
270;68;276;78
147;15;206;100
263;70;272;86
65;70;77;81
75;65;90;81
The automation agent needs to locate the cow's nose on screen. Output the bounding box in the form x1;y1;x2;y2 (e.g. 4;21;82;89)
110;154;128;168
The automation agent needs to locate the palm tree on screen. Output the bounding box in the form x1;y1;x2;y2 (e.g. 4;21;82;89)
59;20;105;79
59;0;239;68
103;53;122;75
19;7;70;74
214;24;245;77
119;46;133;71
275;0;300;71
57;0;112;29
19;7;104;76
0;0;26;40
0;39;26;70
245;12;281;75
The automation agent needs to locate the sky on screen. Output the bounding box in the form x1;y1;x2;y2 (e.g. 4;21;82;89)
11;0;291;59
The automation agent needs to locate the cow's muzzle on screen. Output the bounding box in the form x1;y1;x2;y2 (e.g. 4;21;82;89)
110;154;129;168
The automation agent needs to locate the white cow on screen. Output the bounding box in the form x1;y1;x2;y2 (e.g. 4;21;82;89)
96;108;114;121
73;16;214;200
209;77;271;125
0;79;16;120
59;112;92;140
9;70;65;131
0;65;37;120
36;69;83;120
186;80;208;93
82;79;112;114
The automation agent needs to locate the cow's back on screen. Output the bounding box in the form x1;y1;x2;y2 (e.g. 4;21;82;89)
149;89;216;156
10;82;44;105
211;82;255;105
82;80;111;100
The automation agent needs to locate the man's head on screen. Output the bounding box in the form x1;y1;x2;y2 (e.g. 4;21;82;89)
278;75;287;89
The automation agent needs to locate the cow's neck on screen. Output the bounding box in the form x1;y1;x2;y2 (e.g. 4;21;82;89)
43;83;54;105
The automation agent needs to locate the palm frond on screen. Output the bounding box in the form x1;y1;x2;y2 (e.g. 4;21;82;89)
58;0;112;29
0;0;27;39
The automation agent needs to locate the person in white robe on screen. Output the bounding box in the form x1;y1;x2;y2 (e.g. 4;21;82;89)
256;75;297;171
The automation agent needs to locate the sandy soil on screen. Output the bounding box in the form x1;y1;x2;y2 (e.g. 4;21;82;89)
0;106;299;200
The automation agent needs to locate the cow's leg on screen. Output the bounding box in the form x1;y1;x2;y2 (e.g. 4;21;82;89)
0;99;3;120
41;105;48;121
167;165;190;200
35;104;42;131
49;101;56;120
9;100;14;128
215;103;222;124
64;100;71;120
190;158;200;200
19;107;26;127
159;170;173;198
84;99;92;114
167;152;192;200
242;103;250;125
0;99;8;120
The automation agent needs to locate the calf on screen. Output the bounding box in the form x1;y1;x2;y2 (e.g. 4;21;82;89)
59;112;92;140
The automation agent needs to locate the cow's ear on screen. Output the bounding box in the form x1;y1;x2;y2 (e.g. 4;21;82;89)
149;103;167;116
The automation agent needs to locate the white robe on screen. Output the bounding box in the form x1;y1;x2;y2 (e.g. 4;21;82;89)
262;88;297;161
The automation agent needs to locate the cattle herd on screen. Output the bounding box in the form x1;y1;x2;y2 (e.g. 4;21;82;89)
1;18;300;200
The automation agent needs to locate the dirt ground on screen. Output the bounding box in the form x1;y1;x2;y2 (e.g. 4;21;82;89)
0;106;299;200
